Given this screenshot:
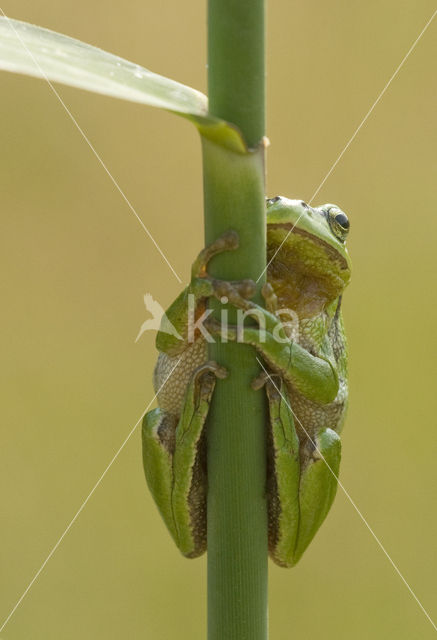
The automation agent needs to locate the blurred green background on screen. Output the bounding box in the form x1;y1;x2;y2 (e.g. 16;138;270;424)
1;1;436;638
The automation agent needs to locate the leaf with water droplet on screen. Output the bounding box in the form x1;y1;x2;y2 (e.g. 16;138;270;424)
0;17;249;153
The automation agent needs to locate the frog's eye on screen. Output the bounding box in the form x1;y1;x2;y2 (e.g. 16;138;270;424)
327;207;350;242
266;196;281;204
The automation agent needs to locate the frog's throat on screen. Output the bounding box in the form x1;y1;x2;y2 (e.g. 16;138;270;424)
266;225;350;318
267;223;349;271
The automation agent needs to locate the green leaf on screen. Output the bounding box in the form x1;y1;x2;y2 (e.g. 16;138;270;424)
0;17;248;153
0;17;209;117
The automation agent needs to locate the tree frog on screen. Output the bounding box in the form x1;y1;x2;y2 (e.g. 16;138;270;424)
142;197;351;567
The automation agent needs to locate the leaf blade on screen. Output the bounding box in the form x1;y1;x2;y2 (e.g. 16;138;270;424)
0;17;208;118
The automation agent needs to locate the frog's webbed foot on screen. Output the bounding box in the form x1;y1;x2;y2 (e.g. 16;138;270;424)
209;279;277;311
190;230;257;305
192;234;277;314
211;278;257;306
156;231;256;355
212;278;256;302
205;279;288;346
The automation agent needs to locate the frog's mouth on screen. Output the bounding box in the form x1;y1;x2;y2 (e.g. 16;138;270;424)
266;224;350;317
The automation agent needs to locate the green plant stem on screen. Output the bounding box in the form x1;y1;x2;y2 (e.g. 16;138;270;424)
208;0;265;147
204;1;267;638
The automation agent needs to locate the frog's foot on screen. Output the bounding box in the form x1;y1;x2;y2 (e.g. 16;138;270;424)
206;280;286;338
193;360;228;384
191;230;239;279
193;234;276;310
251;369;277;390
189;276;256;310
158;233;255;355
251;370;270;390
190;230;257;302
212;278;257;303
209;279;278;313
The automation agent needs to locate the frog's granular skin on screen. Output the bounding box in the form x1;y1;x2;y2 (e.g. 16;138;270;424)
153;338;207;416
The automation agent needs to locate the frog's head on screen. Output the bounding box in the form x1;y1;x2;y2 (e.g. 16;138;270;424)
266;196;351;317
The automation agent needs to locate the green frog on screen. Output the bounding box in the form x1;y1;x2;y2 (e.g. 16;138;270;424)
142;197;351;567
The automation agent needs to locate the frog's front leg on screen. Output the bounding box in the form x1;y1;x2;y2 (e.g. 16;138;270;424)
156;230;255;357
264;376;341;567
206;282;339;405
142;362;227;558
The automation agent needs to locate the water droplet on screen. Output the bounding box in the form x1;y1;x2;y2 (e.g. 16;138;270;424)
134;71;143;79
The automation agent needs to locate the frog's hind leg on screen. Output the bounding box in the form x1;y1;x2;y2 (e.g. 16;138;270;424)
293;425;341;565
142;362;226;558
263;376;341;567
263;375;300;566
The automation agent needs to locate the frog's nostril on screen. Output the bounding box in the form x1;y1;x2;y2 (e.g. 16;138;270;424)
300;201;309;208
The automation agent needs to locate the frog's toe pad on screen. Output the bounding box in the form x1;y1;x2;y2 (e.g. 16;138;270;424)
215;230;239;251
261;282;278;311
195;360;228;381
237;279;257;299
213;279;256;303
251;370;284;392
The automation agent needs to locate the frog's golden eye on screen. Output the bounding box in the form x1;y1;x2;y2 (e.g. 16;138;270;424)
327;207;350;242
